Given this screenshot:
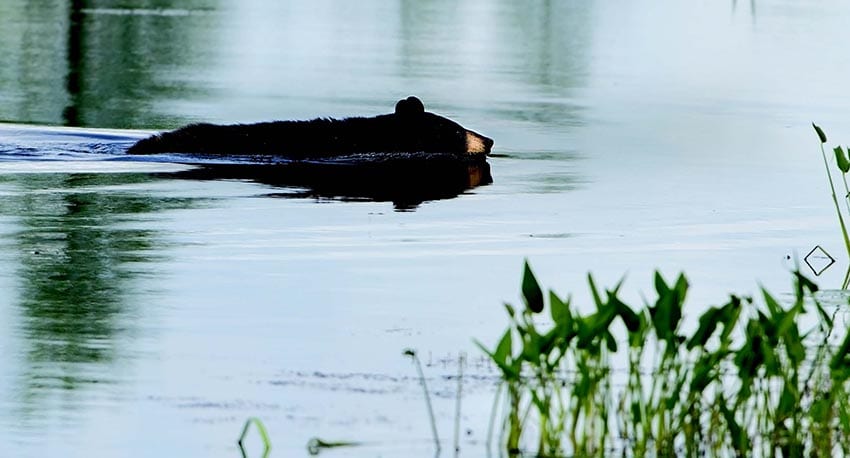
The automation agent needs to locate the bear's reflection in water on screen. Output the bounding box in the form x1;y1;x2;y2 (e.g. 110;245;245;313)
160;153;492;210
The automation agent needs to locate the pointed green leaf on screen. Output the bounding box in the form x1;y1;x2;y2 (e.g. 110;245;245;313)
609;276;626;296
549;291;571;325
762;287;783;317
521;260;544;313
651;288;682;345
588;273;604;307
475;340;520;379
494;328;513;365
613;296;640;332
654;271;670;296
814;123;828;143
673;273;689;298
836;146;850;173
719;296;744;342
687;306;721;349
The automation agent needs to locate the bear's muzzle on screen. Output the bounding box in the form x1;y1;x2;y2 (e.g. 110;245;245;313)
466;130;494;156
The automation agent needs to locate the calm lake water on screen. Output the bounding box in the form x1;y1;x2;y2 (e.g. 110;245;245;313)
2;0;850;456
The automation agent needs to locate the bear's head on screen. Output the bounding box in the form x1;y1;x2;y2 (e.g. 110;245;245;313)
393;96;493;156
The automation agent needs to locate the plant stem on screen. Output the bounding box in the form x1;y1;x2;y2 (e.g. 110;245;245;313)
485;382;503;454
453;353;464;455
404;349;441;452
841;264;850;291
820;143;850;288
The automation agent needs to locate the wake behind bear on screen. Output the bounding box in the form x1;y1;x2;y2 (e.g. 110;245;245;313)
127;96;493;160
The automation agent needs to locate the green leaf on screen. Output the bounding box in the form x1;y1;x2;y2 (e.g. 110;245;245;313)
762;287;782;317
538;327;559;357
614;297;640;332
654;271;671;296
810;396;830;422
575;317;597;350
604;330;618;352
494;329;513;365
836;146;850;173
521;332;541;362
627;312;648;348
830;330;850;375
814;123;828;143
718;296;744;342
673;273;689;299
838;397;850;432
529;390;547;411
521;260;544;313
651;287;683;345
735;321;764;379
719;399;749;453
687;306;721;349
588;273;604;308
787;339;806;366
690;355;716;393
794;270;819;295
631;401;642;423
475;340;520;379
777;383;798;420
549;291;571;325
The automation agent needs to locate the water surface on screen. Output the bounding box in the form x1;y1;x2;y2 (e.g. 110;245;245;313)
2;0;850;456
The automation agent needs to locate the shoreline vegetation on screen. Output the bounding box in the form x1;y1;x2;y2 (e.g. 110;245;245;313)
477;261;850;457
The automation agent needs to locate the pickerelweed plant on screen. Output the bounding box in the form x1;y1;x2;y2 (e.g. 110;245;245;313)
813;123;850;288
477;261;850;457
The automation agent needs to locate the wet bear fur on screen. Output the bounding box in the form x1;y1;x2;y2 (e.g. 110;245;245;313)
127;96;493;159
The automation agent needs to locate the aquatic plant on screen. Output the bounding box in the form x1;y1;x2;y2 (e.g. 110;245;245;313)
477;260;850;456
813;123;850;288
403;348;441;452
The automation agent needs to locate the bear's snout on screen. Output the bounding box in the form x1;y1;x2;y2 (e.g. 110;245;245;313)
465;131;494;155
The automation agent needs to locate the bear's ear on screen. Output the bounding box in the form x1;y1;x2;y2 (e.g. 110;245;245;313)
395;96;425;116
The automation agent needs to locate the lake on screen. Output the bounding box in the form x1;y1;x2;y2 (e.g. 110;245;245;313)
2;0;850;456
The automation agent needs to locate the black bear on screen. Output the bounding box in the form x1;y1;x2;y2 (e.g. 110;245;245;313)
126;96;493;159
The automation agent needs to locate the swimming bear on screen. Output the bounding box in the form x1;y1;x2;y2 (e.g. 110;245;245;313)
126;96;493;159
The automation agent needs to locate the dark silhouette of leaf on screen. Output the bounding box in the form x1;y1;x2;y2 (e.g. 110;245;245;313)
814;123;827;143
521;260;544;313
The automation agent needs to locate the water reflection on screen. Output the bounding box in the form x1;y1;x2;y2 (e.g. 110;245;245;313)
397;0;591;127
0;173;198;424
164;156;492;210
731;0;757;19
64;0;84;125
1;0;220;127
1;0;591;133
